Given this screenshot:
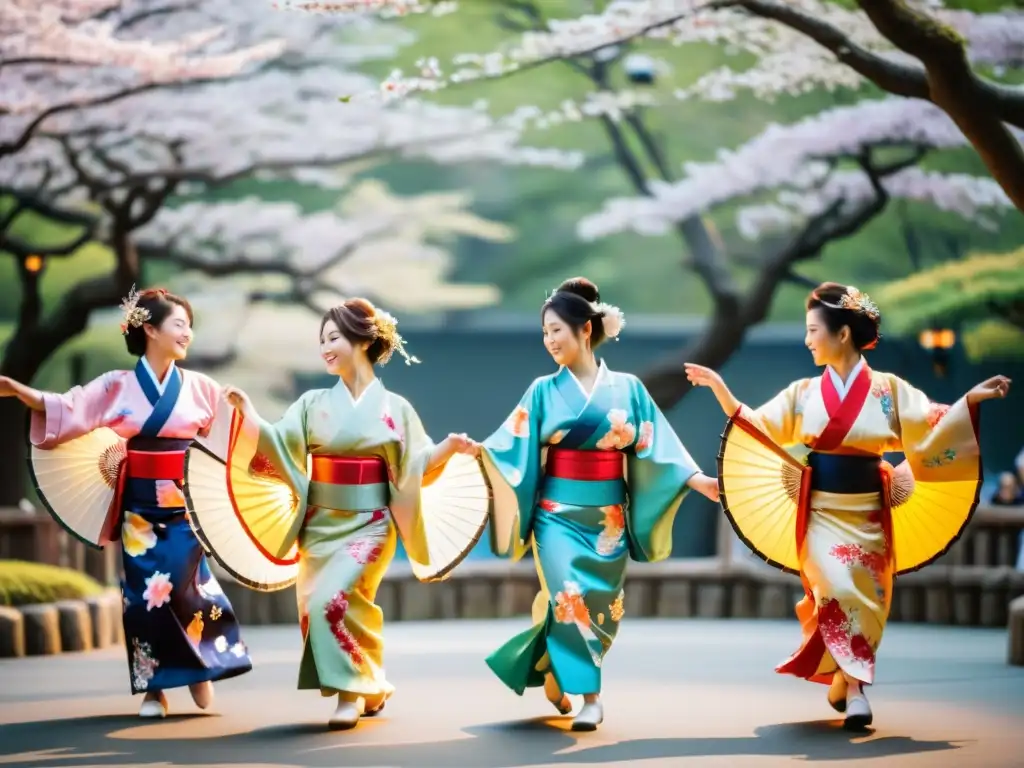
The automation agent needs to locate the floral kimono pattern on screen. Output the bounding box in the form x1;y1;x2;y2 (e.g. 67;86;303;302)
30;359;252;694
481;361;702;696
738;359;980;685
225;378;435;707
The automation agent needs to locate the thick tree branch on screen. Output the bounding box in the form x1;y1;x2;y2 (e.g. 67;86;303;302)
640;147;900;409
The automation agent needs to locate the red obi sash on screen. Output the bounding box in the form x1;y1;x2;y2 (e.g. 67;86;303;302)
311;456;388;486
545;448;623;481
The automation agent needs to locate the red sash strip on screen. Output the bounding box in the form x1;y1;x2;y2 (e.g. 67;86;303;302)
546;448;623;481
311;456;388;486
812;366;872;452
126;450;186;480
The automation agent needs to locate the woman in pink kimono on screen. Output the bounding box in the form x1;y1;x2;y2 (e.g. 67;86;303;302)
0;287;251;718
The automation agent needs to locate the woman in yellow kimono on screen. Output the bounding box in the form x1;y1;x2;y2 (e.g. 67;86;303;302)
685;282;1010;730
221;299;480;730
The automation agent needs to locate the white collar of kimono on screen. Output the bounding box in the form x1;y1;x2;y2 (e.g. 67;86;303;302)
337;376;380;406
563;359;608;400
826;356;865;401
139;356;176;395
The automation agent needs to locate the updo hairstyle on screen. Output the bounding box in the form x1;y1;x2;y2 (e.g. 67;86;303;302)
806;281;881;351
320;298;395;365
123;289;194;357
541;277;608;348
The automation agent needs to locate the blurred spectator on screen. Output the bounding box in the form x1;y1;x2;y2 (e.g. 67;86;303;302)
991;471;1024;506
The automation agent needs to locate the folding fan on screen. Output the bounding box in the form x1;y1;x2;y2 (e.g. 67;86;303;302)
886;460;981;574
183;439;302;593
27;420;125;550
717;416;804;575
408;452;491;583
717;415;982;577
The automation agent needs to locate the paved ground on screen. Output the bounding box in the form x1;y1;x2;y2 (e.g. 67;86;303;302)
1;619;1022;768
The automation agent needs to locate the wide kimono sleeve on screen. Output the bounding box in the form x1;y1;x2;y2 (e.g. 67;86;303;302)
736;379;809;448
226;392;312;559
625;376;702;563
480;379;543;560
387;396;435;566
190;372;231;458
30;371;125;449
889;375;981;484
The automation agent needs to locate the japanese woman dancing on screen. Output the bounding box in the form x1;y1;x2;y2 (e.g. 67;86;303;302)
0;288;252;718
685;281;1011;730
481;277;720;731
214;299;481;730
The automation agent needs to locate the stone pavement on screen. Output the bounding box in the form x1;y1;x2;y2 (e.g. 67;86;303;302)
1;619;1022;768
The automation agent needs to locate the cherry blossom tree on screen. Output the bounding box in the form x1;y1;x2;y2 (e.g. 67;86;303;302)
309;0;1021;408
575;96;1012;406
329;0;1024;211
0;0;578;505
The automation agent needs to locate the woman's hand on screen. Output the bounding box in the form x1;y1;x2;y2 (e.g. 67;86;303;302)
684;363;724;391
966;375;1011;405
684;363;741;418
687;472;721;503
446;432;480;457
223;385;254;416
0;375;44;411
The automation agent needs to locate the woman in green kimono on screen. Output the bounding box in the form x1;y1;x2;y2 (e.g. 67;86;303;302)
221;298;478;730
481;277;721;731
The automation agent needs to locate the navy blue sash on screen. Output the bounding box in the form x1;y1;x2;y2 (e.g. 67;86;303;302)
551;366;618;450
806;452;882;494
135;359;183;438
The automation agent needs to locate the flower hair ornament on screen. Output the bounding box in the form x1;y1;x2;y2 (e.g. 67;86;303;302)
814;285;880;321
119;284;152;335
372;309;421;365
594;302;625;340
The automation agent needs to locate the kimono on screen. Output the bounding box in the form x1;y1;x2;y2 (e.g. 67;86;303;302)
481;361;702;696
30;358;252;694
226;378;435;706
738;358;980;685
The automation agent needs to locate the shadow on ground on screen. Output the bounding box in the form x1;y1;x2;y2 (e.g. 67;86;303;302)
0;713;965;767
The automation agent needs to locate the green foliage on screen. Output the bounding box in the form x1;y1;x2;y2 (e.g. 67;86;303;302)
962;320;1024;361
0;559;105;607
875;247;1024;332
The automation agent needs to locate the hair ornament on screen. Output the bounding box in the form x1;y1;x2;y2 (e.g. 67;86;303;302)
838;286;880;320
119;284;152;335
593;302;625;340
371;309;420;366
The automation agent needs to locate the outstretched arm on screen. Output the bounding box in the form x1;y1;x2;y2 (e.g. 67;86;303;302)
684;363;742;417
0;375;44;411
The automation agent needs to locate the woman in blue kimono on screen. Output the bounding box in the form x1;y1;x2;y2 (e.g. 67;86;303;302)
480;277;720;731
1;287;252;717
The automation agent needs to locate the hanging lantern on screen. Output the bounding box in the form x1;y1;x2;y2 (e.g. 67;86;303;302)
918;327;956;377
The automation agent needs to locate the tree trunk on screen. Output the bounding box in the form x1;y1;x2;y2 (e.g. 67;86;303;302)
640;305;750;411
0;397;30;508
0;255;131;505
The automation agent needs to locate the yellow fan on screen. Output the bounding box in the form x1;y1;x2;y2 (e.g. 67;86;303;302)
718;416;982;576
717;416;804;575
183;440;301;593
887;461;981;574
27;422;125;549
408;453;492;583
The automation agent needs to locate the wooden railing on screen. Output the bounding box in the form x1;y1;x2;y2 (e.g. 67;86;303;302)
2;504;1022;628
0;507;120;586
